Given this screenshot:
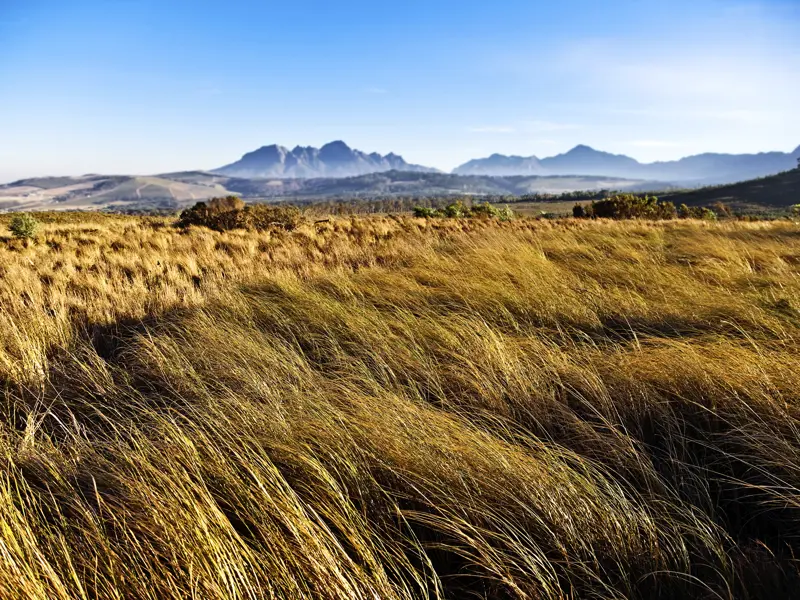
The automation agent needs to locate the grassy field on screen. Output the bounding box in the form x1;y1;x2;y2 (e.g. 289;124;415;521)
2;213;800;599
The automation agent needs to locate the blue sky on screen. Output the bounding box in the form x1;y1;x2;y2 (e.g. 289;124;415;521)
1;0;799;181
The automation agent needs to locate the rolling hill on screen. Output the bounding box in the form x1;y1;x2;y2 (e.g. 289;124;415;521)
662;168;800;209
220;171;655;199
0;175;231;212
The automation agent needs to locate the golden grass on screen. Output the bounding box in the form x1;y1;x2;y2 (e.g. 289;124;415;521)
1;213;800;598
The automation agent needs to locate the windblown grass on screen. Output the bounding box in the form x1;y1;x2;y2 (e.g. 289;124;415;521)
1;213;800;598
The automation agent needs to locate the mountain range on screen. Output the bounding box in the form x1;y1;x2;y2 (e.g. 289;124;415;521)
215;140;800;186
3;141;799;212
215;141;437;179
454;144;800;185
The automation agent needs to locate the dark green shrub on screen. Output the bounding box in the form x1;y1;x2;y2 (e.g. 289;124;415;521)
413;206;439;218
469;202;498;219
573;204;586;218
414;201;512;220
496;205;514;221
443;201;467;218
177;197;303;231
678;204;718;220
656;200;677;219
9;214;39;240
590;194;673;220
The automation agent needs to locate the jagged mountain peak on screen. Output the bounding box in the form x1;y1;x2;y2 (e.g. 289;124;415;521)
215;141;438;179
566;144;595;153
248;144;288;155
319;140;353;155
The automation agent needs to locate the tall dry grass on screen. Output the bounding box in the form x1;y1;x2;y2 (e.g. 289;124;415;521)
1;213;800;598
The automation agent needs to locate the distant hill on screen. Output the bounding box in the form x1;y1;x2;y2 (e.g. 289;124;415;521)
215;141;439;179
0;171;656;211
220;171;653;199
0;174;231;212
539;145;642;178
455;144;800;185
662;167;800;209
455;154;544;176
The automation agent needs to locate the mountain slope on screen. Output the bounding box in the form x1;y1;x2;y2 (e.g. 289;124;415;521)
0;175;232;212
219;171;652;199
455;154;544;176
662;168;800;209
540;145;641;178
215;141;438;178
455;145;800;185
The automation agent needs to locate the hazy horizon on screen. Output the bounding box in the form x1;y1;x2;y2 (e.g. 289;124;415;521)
2;0;799;182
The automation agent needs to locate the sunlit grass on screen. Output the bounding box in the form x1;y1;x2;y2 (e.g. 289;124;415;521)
1;213;800;598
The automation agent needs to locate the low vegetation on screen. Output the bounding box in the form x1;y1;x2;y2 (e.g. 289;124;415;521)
8;213;40;240
571;194;724;220
1;211;800;598
177;196;304;231
413;200;514;220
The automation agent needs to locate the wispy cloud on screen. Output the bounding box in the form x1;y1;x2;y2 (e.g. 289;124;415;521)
364;87;388;95
469;121;579;135
468;126;516;134
522;120;580;133
555;30;800;122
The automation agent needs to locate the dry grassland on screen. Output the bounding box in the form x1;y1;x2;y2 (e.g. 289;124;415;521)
1;213;800;599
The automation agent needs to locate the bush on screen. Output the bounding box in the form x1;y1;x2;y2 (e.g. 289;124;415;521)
469;202;498;219
413;206;439;218
699;208;717;221
589;194;675;220
573;203;586;218
712;202;732;218
414;202;513;220
177;199;233;230
9;213;40;240
443;201;467;218
177;197;303;231
245;204;304;231
496;205;515;221
678;204;718;221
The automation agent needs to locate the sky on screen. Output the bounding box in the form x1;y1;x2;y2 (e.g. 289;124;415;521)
1;0;799;181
